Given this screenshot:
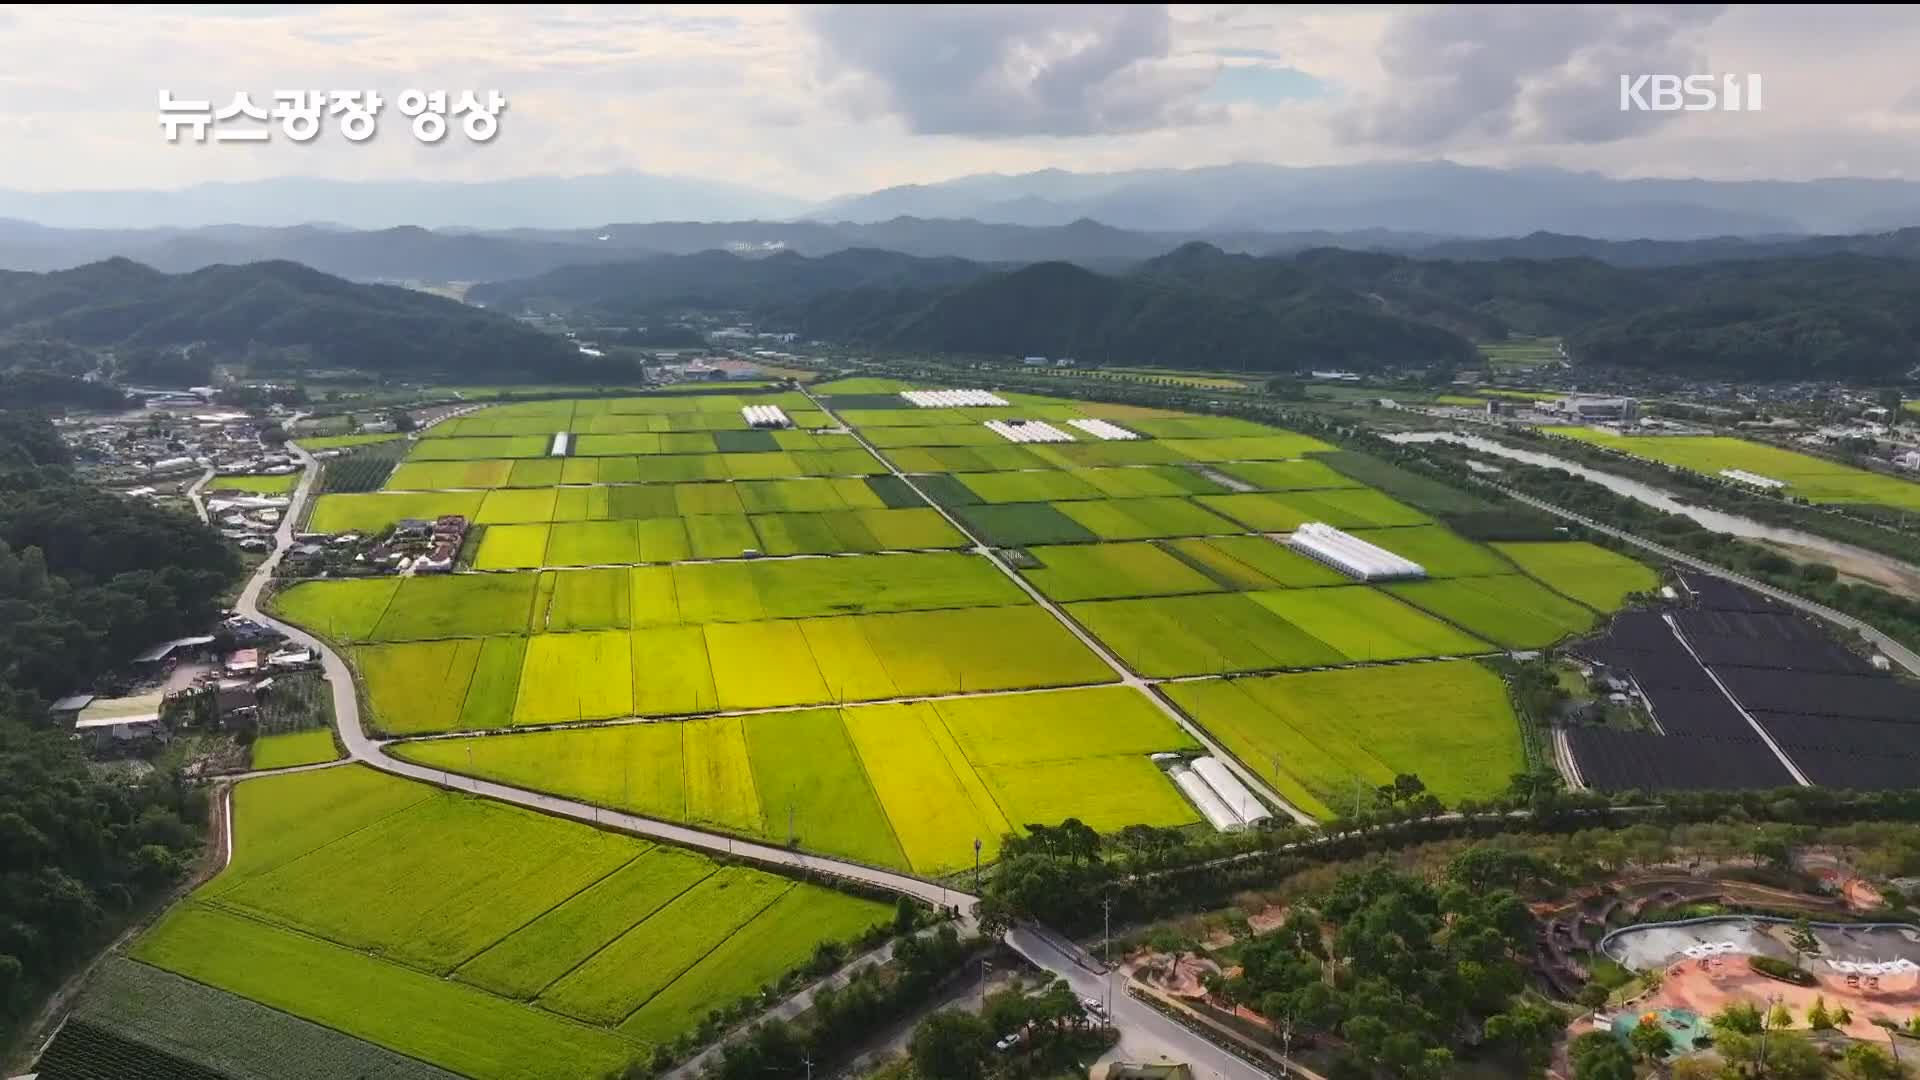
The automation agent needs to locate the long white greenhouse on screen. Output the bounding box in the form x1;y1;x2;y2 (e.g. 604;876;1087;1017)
1065;418;1140;441
1192;756;1274;826
740;404;792;428
1286;522;1426;581
900;389;1009;408
984;419;1074;444
1169;763;1247;832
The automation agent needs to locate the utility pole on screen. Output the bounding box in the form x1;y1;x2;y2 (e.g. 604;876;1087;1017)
973;837;982;893
981;958;992;1006
803;1053;813;1080
1103;895;1113;1023
1280;1012;1294;1077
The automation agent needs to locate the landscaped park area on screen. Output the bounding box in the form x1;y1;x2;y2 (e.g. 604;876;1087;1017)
136;381;1667;1073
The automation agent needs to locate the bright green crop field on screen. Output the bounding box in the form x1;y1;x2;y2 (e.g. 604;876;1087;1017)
1550;431;1920;510
270;578;398;643
1494;541;1659;611
248;729;339;770
368;574;537;641
474;523;552;570
1385;574;1597;649
138;767;892;1077
1166;662;1523;817
209;473;299;495
1021;542;1221;601
306;491;485;535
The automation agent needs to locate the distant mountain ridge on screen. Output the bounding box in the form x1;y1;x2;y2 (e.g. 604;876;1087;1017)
0;258;597;381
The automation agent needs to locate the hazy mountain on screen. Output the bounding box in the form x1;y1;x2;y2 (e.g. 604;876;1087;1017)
1419;227;1920;267
0;258;603;380
0;171;808;230
814;162;1920;238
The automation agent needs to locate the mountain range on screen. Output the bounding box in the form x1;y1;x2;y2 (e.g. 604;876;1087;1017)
10;161;1920;237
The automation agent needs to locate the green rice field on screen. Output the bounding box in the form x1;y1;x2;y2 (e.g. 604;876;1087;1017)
1385;574;1597;649
209;473;299;495
248;729;339;770
1549;430;1920;510
1166;661;1523;817
1492;541;1658;610
136;767;889;1078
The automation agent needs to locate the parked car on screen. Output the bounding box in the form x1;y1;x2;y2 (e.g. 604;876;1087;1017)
994;1032;1023;1052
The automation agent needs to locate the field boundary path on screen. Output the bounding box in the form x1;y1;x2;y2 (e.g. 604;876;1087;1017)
185;465;214;523
1495;485;1920;676
802;386;1318;827
220;422;1300;1080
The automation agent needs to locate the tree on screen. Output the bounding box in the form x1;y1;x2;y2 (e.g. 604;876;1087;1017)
910;1010;991;1080
1787;916;1820;968
1806;995;1833;1031
1769;1001;1795;1031
1842;1043;1904;1080
1831;1005;1852;1027
1630;1016;1674;1061
1570;1031;1634;1080
1712;1001;1764;1035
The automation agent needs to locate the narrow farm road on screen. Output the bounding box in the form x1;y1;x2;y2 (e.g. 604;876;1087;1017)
225;415;1290;1080
802;386;1317;827
185;465;215;523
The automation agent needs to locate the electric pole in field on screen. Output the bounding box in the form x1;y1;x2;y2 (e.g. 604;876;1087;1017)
973;837;982;892
1102;895;1113;1023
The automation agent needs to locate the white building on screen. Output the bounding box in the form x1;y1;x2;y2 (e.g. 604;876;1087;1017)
1287;523;1426;581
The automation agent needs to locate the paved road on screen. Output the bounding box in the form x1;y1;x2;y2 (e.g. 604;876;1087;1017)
185;466;215;523
804;388;1316;827
1496;485;1920;677
228;415;1294;1080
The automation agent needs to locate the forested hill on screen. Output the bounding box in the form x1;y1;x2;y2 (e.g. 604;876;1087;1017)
474;243;1920;378
0;258;607;382
0;410;230;1044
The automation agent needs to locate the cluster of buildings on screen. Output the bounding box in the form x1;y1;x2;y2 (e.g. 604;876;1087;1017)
331;514;470;575
50;617;315;753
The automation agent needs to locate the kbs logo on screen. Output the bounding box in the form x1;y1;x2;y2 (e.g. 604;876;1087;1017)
1619;74;1763;112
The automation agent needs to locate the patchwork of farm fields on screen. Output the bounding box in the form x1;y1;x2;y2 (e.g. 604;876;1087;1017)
1549;430;1920;510
281;388;1657;833
135;766;889;1080
394;686;1201;874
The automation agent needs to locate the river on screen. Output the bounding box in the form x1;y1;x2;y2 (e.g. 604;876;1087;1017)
1387;431;1920;597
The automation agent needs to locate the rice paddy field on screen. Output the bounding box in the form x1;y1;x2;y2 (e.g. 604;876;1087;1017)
134;766;889;1079
208;473;299;495
277;387;1657;846
1549;430;1920;511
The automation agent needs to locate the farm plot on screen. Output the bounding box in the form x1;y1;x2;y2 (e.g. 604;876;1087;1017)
734;477;881;513
1163;537;1349;589
1349;525;1512;578
743;709;905;868
1195;489;1429;531
1026;441;1191;469
396;723;690;824
1066;594;1344;677
270;578;398;642
473;523;550;570
881;445;1052;473
212;766;434;887
631;625;719;715
959;469;1105;503
474;488;559;525
454;846;714;1000
294;432;405;451
861;424;1011;448
933;686;1198;766
1250;587;1490;662
705;621;831;709
1021;542;1222;601
212;794;637;973
636;518;693;562
1385;574;1597;649
407;435;552;460
1166;661;1523;815
1493;541;1658;611
209;473;299;495
385;460;514;490
1215;460;1361;491
1053;497;1243;540
541;568;631;631
538;868;792;1025
855;606;1114;697
842;703;1013;874
684;514;760;559
514;630;633;723
603;484;677;520
1552;431;1920;509
1128;416;1277;439
1164;433;1336;461
368;573;537;641
544;520;639;566
135;905;636;1080
619;886;888;1044
354;639;485;734
507;458;565;487
306;492;485;534
1073;466;1226;498
457;636;526;730
681;717;762;831
978;756;1198;835
249;729;339;770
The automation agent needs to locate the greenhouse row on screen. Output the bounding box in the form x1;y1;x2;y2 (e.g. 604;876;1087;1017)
1287;522;1427;581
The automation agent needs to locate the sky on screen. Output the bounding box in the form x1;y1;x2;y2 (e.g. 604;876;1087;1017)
3;3;1919;198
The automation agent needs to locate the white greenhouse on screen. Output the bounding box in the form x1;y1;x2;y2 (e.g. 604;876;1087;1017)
1065;418;1141;441
740;404;793;428
1286;522;1426;581
1192;756;1273;826
1169;763;1247;832
900;389;1010;408
984;419;1075;444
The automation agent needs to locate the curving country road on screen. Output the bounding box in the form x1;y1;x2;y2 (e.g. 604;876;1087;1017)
233;427;1287;1080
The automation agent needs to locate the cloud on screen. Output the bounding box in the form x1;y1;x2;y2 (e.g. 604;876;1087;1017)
1335;5;1726;147
1897;85;1920;114
803;4;1218;137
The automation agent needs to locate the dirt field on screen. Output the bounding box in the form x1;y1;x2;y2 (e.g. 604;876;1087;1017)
1638;956;1920;1040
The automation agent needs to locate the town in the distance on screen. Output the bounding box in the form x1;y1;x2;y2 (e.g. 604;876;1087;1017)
5;6;1920;1080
